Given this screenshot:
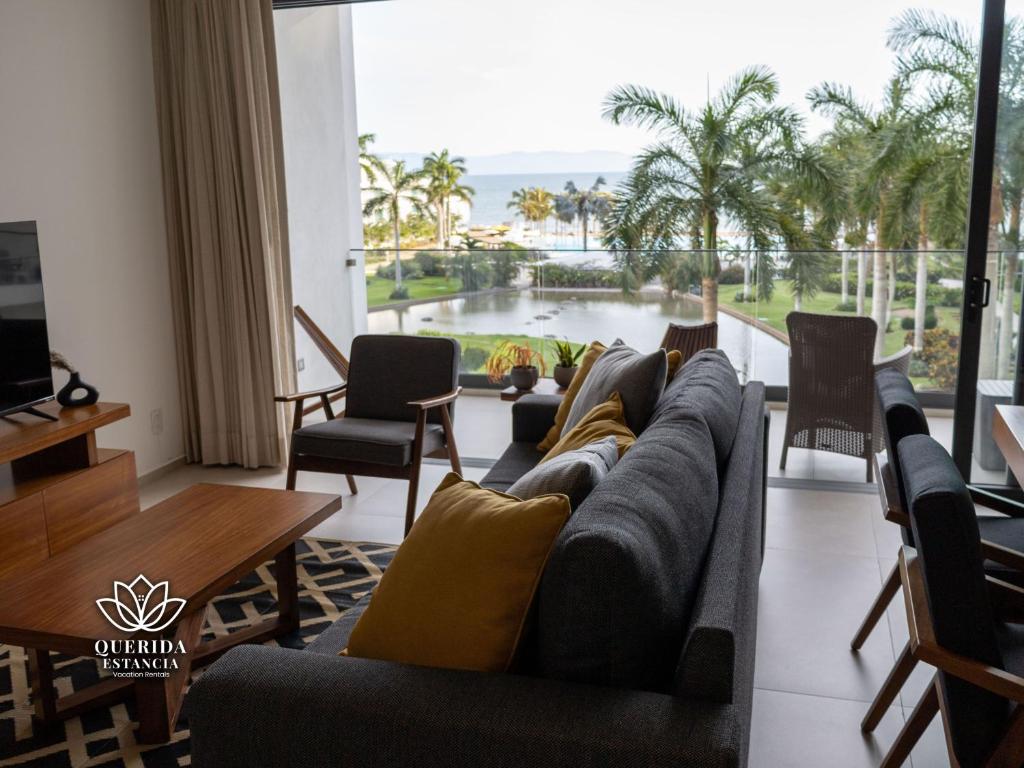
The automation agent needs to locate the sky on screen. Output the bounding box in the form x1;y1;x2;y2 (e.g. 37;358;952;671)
351;0;981;163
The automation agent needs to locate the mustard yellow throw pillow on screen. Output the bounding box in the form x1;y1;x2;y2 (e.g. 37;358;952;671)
666;349;683;381
541;391;637;464
537;340;606;451
343;473;570;673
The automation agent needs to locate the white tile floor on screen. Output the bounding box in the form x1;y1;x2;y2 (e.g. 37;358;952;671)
135;395;969;767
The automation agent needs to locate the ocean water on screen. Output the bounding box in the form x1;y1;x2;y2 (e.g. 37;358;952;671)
462;171;628;227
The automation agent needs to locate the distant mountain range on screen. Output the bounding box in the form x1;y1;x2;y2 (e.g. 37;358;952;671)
378;150;634;176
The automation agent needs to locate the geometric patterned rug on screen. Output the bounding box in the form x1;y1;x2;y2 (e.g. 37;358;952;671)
0;538;395;767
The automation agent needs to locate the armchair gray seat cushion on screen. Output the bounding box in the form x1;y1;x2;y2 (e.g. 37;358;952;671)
291;418;445;467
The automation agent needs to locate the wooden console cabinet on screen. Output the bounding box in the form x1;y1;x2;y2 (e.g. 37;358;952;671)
0;402;139;579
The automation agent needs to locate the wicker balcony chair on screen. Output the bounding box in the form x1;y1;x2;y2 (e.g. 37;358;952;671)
660;321;718;366
779;312;877;482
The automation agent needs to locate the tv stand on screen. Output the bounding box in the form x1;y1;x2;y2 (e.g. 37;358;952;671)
0;401;138;579
2;405;59;423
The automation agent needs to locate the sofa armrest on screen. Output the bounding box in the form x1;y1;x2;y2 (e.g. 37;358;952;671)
187;645;742;768
512;394;562;443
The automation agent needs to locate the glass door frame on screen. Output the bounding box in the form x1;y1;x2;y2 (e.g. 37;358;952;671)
952;0;1012;486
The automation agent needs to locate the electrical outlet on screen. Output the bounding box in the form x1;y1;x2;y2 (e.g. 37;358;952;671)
150;408;164;436
297;357;305;372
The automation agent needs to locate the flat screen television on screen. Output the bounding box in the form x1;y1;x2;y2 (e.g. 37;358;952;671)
0;221;54;418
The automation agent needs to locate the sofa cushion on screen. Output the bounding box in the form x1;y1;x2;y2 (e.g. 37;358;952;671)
480;442;545;491
659;349;741;473
537;341;606;451
509;437;618;511
536;356;727;692
344;473;570;673
291;418;445;466
541;392;636;463
562;341;667;438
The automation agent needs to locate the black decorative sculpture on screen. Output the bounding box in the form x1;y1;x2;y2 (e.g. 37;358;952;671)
50;351;100;407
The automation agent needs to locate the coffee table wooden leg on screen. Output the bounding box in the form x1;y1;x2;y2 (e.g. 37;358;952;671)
276;543;299;633
135;607;205;744
28;648;57;722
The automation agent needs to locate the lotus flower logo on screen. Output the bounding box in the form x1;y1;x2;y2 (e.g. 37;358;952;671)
96;575;186;633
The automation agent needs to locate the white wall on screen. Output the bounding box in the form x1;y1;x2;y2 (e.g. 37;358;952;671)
275;6;367;391
0;0;183;475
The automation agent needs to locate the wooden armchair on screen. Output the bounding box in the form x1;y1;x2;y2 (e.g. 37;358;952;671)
855;370;1024;736
282;334;462;537
880;436;1024;767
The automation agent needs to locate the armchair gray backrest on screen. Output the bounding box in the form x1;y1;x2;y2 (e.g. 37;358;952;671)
345;335;460;424
876;368;930;515
900;435;1008;767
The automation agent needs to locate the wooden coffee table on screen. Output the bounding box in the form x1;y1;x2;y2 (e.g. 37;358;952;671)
0;482;340;743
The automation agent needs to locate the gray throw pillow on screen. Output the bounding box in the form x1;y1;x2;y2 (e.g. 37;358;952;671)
507;437;618;511
562;340;667;437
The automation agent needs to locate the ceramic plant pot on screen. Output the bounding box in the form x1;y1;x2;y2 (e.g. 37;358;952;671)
510;365;538;391
553;365;577;388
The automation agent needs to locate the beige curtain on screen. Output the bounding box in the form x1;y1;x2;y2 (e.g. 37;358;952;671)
151;0;295;468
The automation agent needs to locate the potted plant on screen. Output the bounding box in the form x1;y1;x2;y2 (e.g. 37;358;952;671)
486;340;546;391
552;340;583;388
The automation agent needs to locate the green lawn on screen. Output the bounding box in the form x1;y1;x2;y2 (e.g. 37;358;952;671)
724;280;960;357
366;276;463;307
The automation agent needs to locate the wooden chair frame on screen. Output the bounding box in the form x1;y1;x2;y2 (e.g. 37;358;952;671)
278;307;463;534
855;456;1024;734
879;547;1024;768
280;384;463;537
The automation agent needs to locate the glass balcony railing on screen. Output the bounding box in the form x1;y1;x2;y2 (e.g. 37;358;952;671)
353;247;1014;397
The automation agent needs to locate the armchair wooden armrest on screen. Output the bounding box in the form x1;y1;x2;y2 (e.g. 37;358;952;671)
986;574;1024;623
408;387;462;411
971;486;1024;519
275;383;347;404
900;546;1024;704
981;540;1024;573
277;383;347;432
876;456;910;527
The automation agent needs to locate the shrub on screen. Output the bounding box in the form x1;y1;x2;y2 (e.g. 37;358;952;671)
910;328;959;390
376;259;422;281
460;346;489;372
718;263;745;285
899;306;938;331
414;251;447;276
530;262;620;289
388;285;410;301
834;301;857;312
909;357;930;378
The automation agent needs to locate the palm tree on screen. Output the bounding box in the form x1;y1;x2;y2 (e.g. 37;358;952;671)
604;67;830;323
562;179;610;250
507;188;529;222
422;149;474;249
362;158;429;292
886;10;1024;376
358;133;378;184
809;77;921;357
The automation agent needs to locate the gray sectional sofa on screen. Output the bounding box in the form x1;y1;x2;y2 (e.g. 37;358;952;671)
187;350;768;768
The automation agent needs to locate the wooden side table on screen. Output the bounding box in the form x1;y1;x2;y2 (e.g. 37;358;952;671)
499;378;567;402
